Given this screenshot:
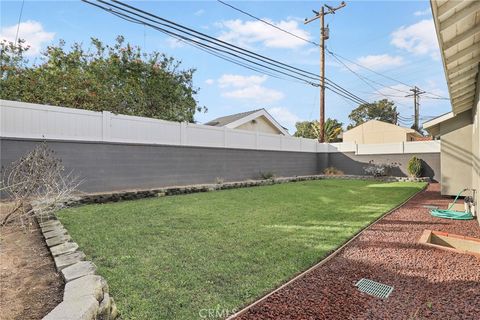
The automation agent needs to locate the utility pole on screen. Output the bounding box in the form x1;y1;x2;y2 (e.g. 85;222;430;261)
405;86;425;132
304;1;346;143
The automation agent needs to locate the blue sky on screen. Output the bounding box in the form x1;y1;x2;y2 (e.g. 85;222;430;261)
1;0;451;132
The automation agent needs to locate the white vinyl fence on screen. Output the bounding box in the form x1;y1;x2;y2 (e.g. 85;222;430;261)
0;100;440;155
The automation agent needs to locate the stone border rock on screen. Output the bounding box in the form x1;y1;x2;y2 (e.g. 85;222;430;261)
36;213;119;320
67;175;431;206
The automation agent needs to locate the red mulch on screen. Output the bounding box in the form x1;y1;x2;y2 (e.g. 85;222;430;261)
236;183;480;320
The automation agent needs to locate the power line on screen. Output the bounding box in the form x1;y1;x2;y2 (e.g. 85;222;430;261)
14;0;25;47
216;0;320;47
84;0;370;106
215;0;448;102
326;48;411;109
91;0;319;86
328;48;449;99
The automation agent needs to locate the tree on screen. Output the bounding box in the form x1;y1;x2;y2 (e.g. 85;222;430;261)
347;99;398;129
294;118;343;142
0;36;205;122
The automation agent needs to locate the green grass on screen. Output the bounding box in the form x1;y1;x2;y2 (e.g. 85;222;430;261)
57;180;425;319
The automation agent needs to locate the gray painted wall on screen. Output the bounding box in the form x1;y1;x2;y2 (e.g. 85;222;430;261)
328;152;441;181
0;138;440;195
1;138;324;193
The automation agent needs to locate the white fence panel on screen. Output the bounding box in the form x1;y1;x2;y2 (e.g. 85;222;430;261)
0;100;442;155
1;100;103;141
357;143;404;155
404;141;440;153
282;136;302;151
109;114;181;145
258;133;282;150
300;138;317;152
329;142;357;153
185;123;224;148
226;129;257;149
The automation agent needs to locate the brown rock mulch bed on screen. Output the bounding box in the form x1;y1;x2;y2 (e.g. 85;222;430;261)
0;204;64;320
235;183;480;320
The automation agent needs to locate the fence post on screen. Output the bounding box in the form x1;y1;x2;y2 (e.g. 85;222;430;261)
223;127;227;148
102;111;111;141
180;122;187;145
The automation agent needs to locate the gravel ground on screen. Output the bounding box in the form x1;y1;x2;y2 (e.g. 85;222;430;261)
236;183;480;320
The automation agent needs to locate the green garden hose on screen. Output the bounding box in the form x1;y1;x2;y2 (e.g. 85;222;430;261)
430;189;474;220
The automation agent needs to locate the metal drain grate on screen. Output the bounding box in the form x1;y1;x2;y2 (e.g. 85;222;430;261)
355;278;393;299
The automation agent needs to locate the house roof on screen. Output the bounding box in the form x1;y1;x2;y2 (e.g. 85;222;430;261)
422;109;472;136
430;0;480;115
423;111;455;130
204;109;262;127
204;108;290;135
344;120;422;136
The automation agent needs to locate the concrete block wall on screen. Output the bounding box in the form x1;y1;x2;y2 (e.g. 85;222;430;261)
1;138;323;194
0;137;440;195
328;152;441;182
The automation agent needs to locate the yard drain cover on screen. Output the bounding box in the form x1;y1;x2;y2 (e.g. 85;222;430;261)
355;278;393;299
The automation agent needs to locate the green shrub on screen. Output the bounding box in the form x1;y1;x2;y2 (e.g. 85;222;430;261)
259;171;275;180
323;167;344;176
407;156;423;177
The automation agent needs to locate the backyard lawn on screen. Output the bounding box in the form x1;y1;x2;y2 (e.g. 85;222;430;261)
58;179;425;319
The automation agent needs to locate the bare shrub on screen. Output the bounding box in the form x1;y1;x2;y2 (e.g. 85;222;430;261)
363;160;399;177
259;171;275;180
1;143;82;227
323;167;344;176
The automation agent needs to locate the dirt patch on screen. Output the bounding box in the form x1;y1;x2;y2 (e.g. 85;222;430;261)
0;203;63;320
235;183;480;319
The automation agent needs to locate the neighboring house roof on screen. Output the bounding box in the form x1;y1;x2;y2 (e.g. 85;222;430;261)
204;108;290;135
430;0;479;115
204;109;262;127
423;109;473;137
344;120;422;135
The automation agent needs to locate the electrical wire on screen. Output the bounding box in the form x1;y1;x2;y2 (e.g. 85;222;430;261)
84;0;371;105
214;0;449;101
14;0;25;47
216;0;320;47
107;0;369;103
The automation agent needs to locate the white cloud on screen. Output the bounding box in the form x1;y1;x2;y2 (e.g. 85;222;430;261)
217;74;284;103
391;19;439;58
218;74;267;88
356;54;405;71
0;20;55;56
194;9;205;16
205;79;215;85
414;8;431;16
267;107;300;130
217;19;312;49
